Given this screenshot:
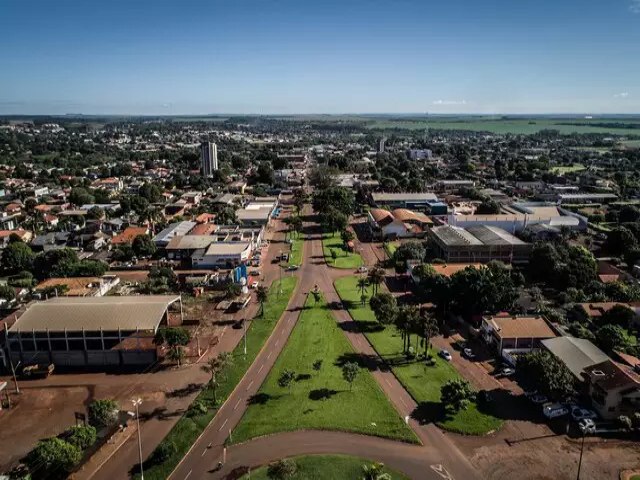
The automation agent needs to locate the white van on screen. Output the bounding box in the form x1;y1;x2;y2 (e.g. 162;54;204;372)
543;403;568;419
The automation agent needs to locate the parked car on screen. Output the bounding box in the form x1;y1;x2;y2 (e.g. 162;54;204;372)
543;403;569;419
250;281;259;289
438;349;452;361
578;418;597;434
500;367;515;377
287;265;299;271
570;406;598;421
356;266;368;273
462;348;476;360
232;319;245;330
528;393;549;404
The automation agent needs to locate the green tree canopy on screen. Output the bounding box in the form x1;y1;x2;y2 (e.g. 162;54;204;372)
2;241;35;274
517;350;576;399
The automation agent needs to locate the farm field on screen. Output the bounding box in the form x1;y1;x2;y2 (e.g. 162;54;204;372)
232;294;418;444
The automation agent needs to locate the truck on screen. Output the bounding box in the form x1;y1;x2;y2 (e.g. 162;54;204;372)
21;364;55;379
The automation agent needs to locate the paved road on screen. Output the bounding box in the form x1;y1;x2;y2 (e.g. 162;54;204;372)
169;215;480;480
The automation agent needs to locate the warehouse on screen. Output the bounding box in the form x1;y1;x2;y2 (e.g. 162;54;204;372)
2;295;182;368
429;224;532;264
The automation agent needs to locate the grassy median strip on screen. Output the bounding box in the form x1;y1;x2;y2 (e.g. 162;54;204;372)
322;233;363;269
334;275;502;436
232;294;418;444
285;237;304;267
239;454;410;480
138;276;298;480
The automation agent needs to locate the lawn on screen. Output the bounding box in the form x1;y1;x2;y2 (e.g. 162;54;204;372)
285;236;304;267
334;276;503;436
239;454;409;480
232;294;418;444
383;241;399;258
137;276;298;480
322;233;363;269
550;163;586;175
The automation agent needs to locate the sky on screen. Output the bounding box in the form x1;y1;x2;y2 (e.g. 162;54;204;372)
1;0;639;115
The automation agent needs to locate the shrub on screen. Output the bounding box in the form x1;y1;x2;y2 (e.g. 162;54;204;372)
28;437;82;474
88;399;119;429
66;424;97;450
152;440;177;464
187;400;208;417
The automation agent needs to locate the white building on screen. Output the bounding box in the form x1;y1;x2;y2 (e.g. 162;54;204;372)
201;142;218;176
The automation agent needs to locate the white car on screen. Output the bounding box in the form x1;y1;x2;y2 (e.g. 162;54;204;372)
578;418;596;434
543;403;569;419
250;281;259;289
438;349;452;361
571;406;598;421
499;367;515;377
356;266;368;274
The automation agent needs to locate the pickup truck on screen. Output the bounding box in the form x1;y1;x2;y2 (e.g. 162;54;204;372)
22;364;54;379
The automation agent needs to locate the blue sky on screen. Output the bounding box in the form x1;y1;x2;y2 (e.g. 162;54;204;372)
1;0;639;114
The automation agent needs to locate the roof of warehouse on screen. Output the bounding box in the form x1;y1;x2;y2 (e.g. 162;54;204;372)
542;336;609;378
8;295;180;333
431;225;484;246
466;225;527;246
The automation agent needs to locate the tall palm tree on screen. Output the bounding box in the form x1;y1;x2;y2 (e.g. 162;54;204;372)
367;267;385;295
201;352;233;404
256;285;269;317
419;313;440;357
357;277;369;297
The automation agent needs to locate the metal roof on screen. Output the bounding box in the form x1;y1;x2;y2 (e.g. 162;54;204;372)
166;235;214;250
431;225;484;246
542;336;609;379
8;295;180;333
153;221;196;244
466;225;527;246
372;192;438;202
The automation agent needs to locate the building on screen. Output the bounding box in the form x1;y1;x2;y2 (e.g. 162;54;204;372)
111;226;150;246
557;193;618;204
434;179;475;192
2;296;183;368
371;192;438;209
201;141;219;176
236;199;278;227
368;208;432;239
541;336;609;380
192;242;252;268
583;360;640;419
407;149;433;160
378;138;386;153
481;314;558;364
429;224;532;264
153;221;197;247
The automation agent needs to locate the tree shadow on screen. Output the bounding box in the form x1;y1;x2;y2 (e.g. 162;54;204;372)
295;373;312;382
247;393;280;405
166;382;204;398
411;401;447;425
223;466;251;479
334;352;380;371
309;388;339;401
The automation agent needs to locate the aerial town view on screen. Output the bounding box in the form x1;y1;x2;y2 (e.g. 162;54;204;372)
1;1;640;479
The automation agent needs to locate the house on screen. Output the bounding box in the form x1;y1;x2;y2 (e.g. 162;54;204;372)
481;314;558;364
92;177;124;193
111;226;150;246
367;208;432;239
541;336;609;380
0;229;33;248
153;221;197;247
583;360;640;419
191;242;252;268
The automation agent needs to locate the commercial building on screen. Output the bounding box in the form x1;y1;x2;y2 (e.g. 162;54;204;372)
407;149;433;160
541;336;609;380
429;224;532;264
557;193;618;204
2;296;183;368
192;242;253;268
371;192;438;209
201;141;218;176
153;221;197;247
236;198;278;227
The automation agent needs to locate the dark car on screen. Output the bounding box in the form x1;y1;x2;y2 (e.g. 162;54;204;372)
232;318;245;329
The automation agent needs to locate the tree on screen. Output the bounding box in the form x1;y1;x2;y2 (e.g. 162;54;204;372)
418;313;439;357
340;229;355;246
69;187;94;206
132;234;156;257
330;249;338;264
357;277;369;297
155;327;191;366
342;361;359;391
395;305;420;353
440;378;475;412
2;241;35;274
0;284;16;302
256;285;269;317
201;352;233;404
517;350;576;398
312;186;355;216
369;293;398;327
595;324;629;353
267;459;298;479
225;282;242;299
362;462;392;480
599;305;636;329
66;424;97;450
367;267;385;295
167;346;186;366
86;206;104;220
28;437;82;474
475;199;501;215
88;399;119;429
606;226;637;255
278;369;296;392
392;241;425;266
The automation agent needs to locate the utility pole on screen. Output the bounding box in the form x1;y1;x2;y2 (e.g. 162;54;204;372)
132;398;144;480
576;431;586;480
9;359;20;394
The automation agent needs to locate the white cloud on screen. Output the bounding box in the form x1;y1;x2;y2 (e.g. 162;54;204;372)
433;99;467;106
614;92;630;98
631;0;640;13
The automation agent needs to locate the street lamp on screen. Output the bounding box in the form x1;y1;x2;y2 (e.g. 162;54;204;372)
243;318;247;355
132;398;144;480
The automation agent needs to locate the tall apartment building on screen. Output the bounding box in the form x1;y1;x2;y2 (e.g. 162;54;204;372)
201;142;218;176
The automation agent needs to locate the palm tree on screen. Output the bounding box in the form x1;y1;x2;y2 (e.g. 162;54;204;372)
396;305;420;353
419;313;439;357
256;285;269;317
201;352;233;404
367;267;385;295
357;277;369;297
362;462;391;480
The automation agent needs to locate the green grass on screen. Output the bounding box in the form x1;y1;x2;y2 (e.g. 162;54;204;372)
550;163;586;174
232;294;418;444
137;276;298;480
239;454;409;480
334;276;503;436
285;236;304;267
322;233;363;269
384;241;399;258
